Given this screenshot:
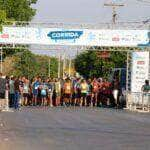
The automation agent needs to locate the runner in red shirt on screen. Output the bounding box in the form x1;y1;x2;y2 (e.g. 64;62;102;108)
92;78;99;107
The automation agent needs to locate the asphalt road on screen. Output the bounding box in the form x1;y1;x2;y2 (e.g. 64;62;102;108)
0;107;150;150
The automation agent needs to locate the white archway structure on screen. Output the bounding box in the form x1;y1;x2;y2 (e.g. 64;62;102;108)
0;21;150;111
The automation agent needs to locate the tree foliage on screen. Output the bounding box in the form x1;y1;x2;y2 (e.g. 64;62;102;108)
0;9;7;31
10;50;58;79
74;50;127;79
0;0;60;79
0;0;37;58
0;0;37;21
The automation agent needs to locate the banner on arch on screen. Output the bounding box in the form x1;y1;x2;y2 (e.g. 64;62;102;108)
0;26;149;47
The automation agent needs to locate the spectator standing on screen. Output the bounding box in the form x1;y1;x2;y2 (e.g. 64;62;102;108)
0;73;6;109
40;80;48;106
19;76;24;106
92;78;99;107
0;73;6;99
32;77;40;106
142;80;150;106
63;78;72;106
112;79;120;108
80;79;88;106
9;76;15;108
86;79;93;107
23;78;30;106
55;79;61;106
14;77;20;110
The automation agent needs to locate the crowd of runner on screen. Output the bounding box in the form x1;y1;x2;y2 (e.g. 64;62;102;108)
0;72;126;110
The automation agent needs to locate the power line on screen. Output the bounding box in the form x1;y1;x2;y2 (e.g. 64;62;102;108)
136;0;150;4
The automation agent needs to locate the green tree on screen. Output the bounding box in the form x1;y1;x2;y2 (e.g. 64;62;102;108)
13;50;37;79
48;57;59;78
0;0;38;59
109;51;127;68
0;9;6;31
75;51;101;78
0;0;37;21
11;50;58;79
74;50;127;79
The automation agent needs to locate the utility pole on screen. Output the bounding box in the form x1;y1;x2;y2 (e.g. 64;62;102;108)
58;54;61;79
104;2;124;24
48;57;51;78
0;47;3;73
63;51;66;79
69;56;72;77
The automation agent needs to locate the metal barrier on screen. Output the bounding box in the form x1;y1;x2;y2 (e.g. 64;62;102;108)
126;92;150;112
0;99;5;111
0;90;13;112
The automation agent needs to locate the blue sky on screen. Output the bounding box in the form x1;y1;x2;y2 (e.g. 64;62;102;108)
31;0;150;57
33;0;150;23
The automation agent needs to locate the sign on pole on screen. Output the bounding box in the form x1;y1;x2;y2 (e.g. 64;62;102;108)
131;51;150;93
